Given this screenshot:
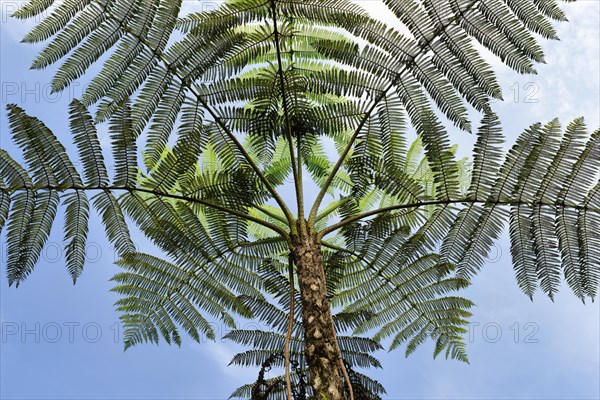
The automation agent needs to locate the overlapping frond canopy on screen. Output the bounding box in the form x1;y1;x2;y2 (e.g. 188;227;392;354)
9;0;572;173
2;0;598;395
0;100;474;393
328;112;600;302
1;100;286;341
443;116;600;301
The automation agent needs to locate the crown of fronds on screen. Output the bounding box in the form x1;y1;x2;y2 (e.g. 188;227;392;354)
2;0;599;394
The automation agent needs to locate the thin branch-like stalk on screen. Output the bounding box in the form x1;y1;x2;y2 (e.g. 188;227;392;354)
328;312;354;400
270;0;304;224
134;187;292;238
308;0;482;225
238;237;286;247
308;86;391;226
318;198;600;239
284;253;296;400
321;241;352;254
289;17;305;229
296;134;304;225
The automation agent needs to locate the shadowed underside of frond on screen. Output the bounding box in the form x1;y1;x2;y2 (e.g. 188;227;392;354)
1;101;304;350
2;0;597;397
9;0;572;188
445;116;600;301
0;96;475;392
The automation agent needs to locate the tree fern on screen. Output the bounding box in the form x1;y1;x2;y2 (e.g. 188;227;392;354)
2;0;599;398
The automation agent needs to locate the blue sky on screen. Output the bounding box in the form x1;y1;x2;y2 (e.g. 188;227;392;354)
0;1;599;399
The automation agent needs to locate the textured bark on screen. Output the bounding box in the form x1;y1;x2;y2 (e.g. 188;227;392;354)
291;232;344;399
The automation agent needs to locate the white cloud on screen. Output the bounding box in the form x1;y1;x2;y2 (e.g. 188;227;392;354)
190;341;258;382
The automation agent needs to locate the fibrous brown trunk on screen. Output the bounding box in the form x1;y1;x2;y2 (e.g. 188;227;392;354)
291;232;344;399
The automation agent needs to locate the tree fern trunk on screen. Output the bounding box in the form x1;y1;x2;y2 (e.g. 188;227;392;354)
292;232;344;399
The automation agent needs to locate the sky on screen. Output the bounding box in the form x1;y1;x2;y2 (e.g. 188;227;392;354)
0;1;599;399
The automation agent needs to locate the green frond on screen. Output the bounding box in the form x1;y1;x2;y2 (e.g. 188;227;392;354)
0;150;32;189
92;190;135;256
418;112;461;200
579;183;600;300
22;0;93;43
3;0;596;392
63;190;90;283
109;102;138;187
69;100;109;187
534;0;568;21
8;190;60;287
440;118;600;300
0;183;11;234
7;104;82;187
113;252;239;349
468;113;505;199
326;221;473;363
11;0;54;20
504;0;559;39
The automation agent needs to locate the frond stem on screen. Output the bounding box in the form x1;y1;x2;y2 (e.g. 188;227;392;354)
284;253;295;400
194;96;296;226
270;0;304;226
315;197;353;225
318;197;600;239
0;185;290;239
254;205;289;225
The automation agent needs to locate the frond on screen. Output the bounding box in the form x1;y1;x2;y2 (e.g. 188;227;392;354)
7;104;82;187
4;0;594;392
441;118;600;300
69;100;109;187
11;0;54;20
1;103;135;283
63;190;90;283
327;222;473;363
109;102;138;187
417;112;461;200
